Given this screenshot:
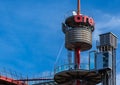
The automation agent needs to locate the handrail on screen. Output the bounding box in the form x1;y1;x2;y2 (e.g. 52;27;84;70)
54;63;89;73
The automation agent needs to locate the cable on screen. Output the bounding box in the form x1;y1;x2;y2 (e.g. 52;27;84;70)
54;42;64;65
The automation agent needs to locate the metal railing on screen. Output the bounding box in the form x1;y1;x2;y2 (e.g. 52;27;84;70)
0;67;54;85
0;68;26;80
54;63;89;73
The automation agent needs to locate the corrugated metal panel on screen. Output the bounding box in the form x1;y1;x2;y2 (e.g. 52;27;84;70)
65;28;92;51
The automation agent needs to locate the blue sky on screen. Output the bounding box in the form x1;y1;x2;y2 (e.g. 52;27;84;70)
0;0;120;84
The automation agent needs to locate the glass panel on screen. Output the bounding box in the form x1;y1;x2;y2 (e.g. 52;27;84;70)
89;51;95;70
96;53;103;70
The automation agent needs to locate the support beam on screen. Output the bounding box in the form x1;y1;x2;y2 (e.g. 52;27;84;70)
75;48;81;85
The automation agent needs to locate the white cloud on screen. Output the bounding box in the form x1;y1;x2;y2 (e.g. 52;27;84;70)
91;10;120;43
96;16;120;30
94;10;120;31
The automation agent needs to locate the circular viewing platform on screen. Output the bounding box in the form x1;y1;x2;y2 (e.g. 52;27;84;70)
54;63;105;85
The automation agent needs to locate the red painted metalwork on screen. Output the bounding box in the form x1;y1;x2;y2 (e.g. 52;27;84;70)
0;75;27;85
75;48;80;69
75;48;81;85
74;15;95;27
16;78;53;81
74;15;82;23
77;80;81;85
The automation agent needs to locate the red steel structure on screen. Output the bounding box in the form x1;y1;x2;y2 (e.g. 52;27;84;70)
75;48;81;85
0;67;54;85
16;78;53;81
0;75;27;85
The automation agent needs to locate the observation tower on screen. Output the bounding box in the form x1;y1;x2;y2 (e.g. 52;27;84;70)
54;0;97;85
53;0;117;85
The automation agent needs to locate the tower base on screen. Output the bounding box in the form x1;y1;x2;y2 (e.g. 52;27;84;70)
54;69;102;85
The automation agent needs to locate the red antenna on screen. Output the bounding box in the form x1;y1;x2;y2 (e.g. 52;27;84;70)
77;0;80;15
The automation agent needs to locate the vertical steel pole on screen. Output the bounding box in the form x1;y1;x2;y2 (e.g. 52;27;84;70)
75;48;80;85
75;48;80;69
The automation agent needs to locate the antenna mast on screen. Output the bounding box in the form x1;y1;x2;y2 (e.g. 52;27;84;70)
77;0;80;15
